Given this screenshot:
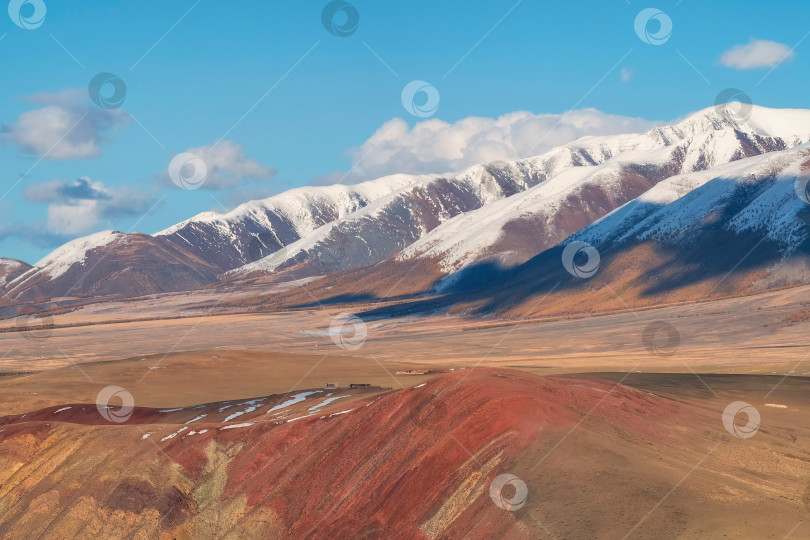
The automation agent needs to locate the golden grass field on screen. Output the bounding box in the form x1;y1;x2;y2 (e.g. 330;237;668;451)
3;282;810;376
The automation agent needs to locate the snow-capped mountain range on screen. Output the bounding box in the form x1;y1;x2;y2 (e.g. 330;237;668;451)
431;142;810;319
398;107;810;272
3;104;810;304
572;144;810;250
241;105;809;276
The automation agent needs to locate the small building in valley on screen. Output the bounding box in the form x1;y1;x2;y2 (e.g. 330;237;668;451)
394;369;431;375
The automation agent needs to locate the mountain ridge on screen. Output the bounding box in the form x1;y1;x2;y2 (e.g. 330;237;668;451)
236;104;810;278
4;104;810;305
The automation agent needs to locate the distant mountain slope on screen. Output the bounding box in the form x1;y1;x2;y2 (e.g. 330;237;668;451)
155;175;424;270
5;231;221;302
0;258;31;302
0;258;30;287
6;105;810;303
1;179;421;302
439;144;810;318
253;143;810;318
240;105;810;278
234;160;553;276
574;148;810;251
396;105;810;273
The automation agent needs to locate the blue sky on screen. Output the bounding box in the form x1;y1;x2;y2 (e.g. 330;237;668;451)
1;0;808;263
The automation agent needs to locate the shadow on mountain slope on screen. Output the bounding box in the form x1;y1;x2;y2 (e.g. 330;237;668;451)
351;192;810;320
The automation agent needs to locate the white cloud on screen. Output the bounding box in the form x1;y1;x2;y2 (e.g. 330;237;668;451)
720;39;794;70
23;177;156;235
621;67;633;82
1;90;129;160
47;199;101;235
162;140;275;190
328;109;660;182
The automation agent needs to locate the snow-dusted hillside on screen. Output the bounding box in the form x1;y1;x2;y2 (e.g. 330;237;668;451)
443;143;810;318
0;257;32;291
6;104;810;302
247;105;810;276
155;175;425;270
572;143;810;251
5;231;125;299
235;159;553;274
16;231;124;282
4;231;221;302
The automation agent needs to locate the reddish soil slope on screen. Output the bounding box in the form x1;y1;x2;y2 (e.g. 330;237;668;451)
0;369;804;538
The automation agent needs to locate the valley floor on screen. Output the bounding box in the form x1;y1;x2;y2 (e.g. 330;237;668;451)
2;281;810;375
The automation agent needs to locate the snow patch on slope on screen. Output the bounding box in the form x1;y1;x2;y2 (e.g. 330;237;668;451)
155;174;425;239
13;230;124;284
394;107;810;273
0;258;25;270
574;143;810;250
400;165;623;271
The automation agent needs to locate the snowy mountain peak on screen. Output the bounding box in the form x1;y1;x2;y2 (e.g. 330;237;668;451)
155;174;424;238
0;258;26;269
572;142;810;251
16;230;125;284
674;104;810;142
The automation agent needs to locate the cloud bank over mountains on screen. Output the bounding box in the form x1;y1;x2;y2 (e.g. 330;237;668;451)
319;109;661;184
